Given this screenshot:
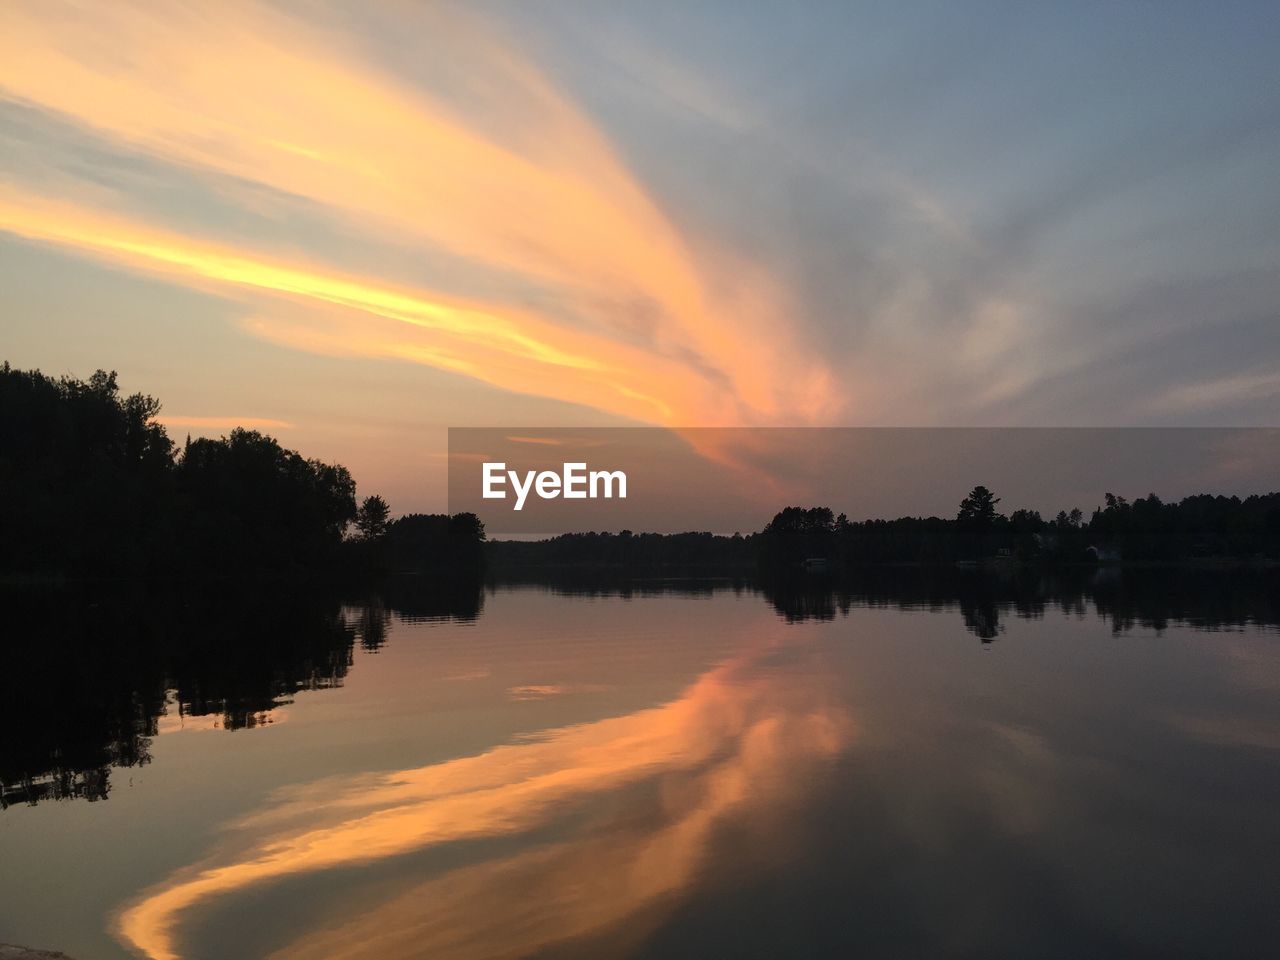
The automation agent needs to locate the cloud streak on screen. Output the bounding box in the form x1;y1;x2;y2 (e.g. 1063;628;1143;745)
0;0;838;426
157;416;293;430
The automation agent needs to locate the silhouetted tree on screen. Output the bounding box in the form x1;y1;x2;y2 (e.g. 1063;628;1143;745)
382;512;486;572
0;363;437;579
354;495;390;540
758;506;839;567
174;428;356;574
957;486;1002;529
0;363;174;576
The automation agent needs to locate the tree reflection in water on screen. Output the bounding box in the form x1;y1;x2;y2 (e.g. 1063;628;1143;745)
0;576;483;808
2;566;1276;809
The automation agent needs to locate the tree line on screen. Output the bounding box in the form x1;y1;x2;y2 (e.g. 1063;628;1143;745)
757;484;1280;566
0;363;483;579
490;484;1280;568
5;363;1276;577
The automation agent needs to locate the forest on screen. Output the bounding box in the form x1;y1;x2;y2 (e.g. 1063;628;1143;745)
4;362;1276;579
490;484;1280;568
0;363;483;579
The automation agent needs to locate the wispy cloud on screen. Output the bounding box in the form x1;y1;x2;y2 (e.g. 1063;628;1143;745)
0;0;838;426
3;0;1276;447
157;415;292;430
504;435;613;447
506;682;611;700
1146;369;1280;417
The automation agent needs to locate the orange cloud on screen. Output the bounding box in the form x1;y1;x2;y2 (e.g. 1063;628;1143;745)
503;435;613;448
157;416;293;430
0;188;716;422
0;1;840;427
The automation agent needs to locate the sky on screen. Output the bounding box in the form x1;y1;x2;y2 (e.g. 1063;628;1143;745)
2;1;1278;513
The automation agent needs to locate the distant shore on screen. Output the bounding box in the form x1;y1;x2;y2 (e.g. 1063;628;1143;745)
4;554;1278;589
0;945;75;960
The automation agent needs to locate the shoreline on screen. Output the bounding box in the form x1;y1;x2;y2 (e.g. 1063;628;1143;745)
4;555;1278;588
0;945;75;960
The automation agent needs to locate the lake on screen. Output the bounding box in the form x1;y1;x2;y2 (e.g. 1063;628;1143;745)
1;568;1278;959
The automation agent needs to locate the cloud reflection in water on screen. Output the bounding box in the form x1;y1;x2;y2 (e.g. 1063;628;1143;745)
116;640;850;960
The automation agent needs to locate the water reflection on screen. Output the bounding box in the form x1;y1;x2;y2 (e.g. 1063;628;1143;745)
758;565;1280;637
117;635;849;960
0;575;749;810
1;567;1277;959
0;577;482;808
4;568;1277;809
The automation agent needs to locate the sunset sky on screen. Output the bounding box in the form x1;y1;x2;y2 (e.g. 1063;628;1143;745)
3;1;1278;512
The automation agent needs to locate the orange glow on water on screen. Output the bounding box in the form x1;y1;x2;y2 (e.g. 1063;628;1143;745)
115;642;850;960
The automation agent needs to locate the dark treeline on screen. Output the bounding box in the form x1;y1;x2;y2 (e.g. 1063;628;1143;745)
381;512;486;573
491;484;1280;569
0;576;482;808
5;364;1276;578
0;363;484;579
758;485;1280;565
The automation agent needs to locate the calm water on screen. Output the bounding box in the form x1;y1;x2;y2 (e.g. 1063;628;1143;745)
1;569;1278;959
